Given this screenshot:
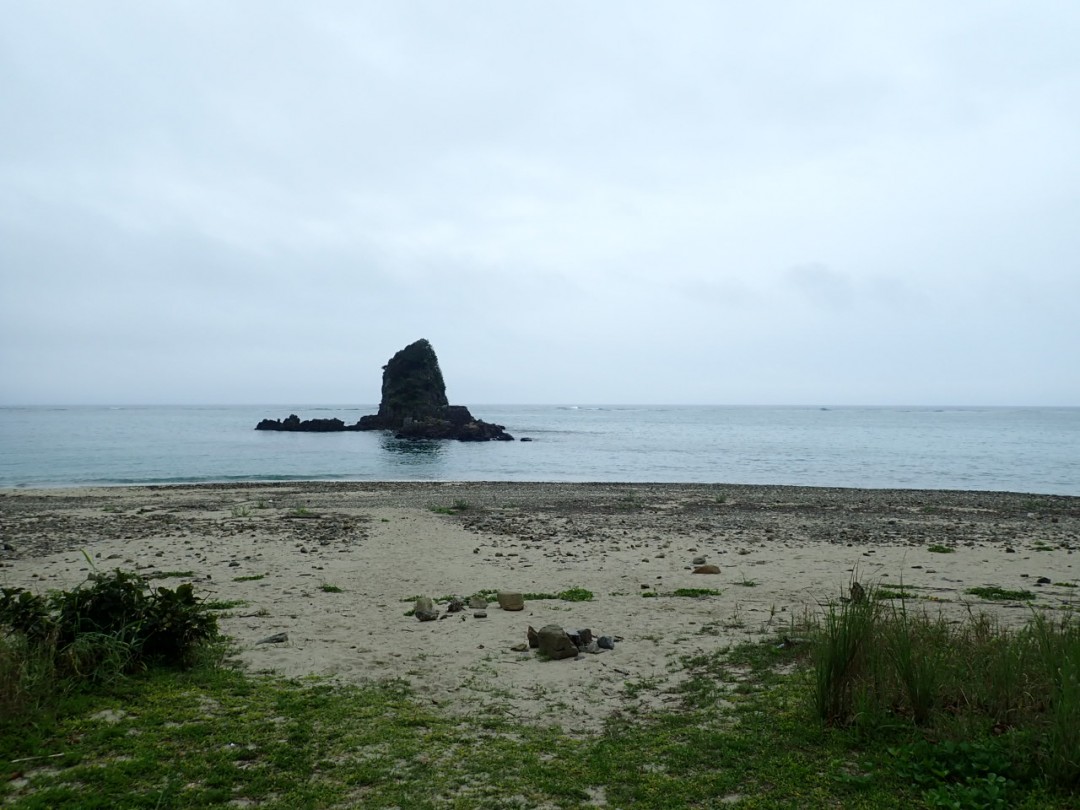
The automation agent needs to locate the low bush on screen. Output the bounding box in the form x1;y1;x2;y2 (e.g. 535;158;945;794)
1;569;219;730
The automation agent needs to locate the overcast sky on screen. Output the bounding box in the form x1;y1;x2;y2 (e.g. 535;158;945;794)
2;2;1078;406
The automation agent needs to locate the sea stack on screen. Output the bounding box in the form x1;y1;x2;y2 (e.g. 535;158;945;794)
256;339;514;442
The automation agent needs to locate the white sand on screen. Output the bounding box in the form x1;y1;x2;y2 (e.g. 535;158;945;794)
2;483;1077;731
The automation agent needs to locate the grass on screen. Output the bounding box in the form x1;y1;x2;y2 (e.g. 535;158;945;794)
232;574;266;583
809;581;1080;801
966;586;1037;602
145;570;196;580
431;499;471;515
671;588;723;598
4;577;1079;808
926;544;955;554
318;584;344;594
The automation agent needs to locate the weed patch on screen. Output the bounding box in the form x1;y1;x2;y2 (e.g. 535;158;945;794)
965;586;1036;601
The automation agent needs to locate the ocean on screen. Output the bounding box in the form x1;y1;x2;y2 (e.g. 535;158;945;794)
0;405;1077;495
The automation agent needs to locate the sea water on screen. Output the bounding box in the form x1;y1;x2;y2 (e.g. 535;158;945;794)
0;405;1077;495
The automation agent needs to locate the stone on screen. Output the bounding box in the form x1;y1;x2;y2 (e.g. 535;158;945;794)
537;624;579;660
693;565;721;574
692;556;707;565
414;596;439;622
473;610;488;619
256;339;514;441
446;596;465;613
597;635;615;650
469;595;488;609
255;632;288;644
497;591;525;611
527;626;540;648
510;642;529;652
1036;576;1051;585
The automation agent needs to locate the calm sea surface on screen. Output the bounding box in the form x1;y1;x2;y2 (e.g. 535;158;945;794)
0;405;1077;495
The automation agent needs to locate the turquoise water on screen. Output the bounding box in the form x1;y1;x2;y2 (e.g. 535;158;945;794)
0;405;1077;494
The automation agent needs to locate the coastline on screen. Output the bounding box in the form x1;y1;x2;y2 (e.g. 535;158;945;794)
2;482;1077;730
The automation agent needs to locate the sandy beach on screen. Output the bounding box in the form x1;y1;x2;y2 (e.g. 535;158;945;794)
2;482;1077;732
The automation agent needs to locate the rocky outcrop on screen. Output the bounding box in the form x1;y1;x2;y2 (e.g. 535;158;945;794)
255;415;360;432
255;339;514;441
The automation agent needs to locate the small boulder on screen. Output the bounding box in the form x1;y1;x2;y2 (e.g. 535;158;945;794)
469;595;488;609
446;596;465;613
537;624;579;660
693;565;721;574
597;635;615;650
497;591;525;611
692;556;707;566
527;626;540;648
414;596;439;622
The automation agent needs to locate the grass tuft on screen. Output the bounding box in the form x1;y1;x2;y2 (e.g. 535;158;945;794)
965;586;1036;602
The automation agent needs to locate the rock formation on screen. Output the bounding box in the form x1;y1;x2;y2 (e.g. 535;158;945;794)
256;339;514;441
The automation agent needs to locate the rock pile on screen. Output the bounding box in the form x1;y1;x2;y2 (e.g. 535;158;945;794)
530;624;617;659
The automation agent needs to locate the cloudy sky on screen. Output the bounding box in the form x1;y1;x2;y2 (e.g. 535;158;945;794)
2;2;1077;406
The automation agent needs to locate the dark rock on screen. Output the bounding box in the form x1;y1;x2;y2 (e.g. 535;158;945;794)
446;596;465;613
597;635;615;650
256;339;513;441
693;565;721;574
256;632;288;644
527;625;540;648
473;610;488;619
414;596;439;622
256;414;356;432
520;437;533;442
850;581;867;604
537;624;579;660
1036;576;1052;585
692;556;707;566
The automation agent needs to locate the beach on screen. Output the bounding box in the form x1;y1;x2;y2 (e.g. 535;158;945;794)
2;482;1077;732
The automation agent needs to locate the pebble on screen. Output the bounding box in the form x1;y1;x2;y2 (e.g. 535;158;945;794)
473;610;487;619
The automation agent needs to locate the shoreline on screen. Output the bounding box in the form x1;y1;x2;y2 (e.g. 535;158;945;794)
2;481;1077;731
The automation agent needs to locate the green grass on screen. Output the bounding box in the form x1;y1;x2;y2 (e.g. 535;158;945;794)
431;499;471;515
5;576;1079;809
926;544;955;554
671;588;723;598
966;586;1037;601
318;584;344;594
232;574;266;583
145;570;196;580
